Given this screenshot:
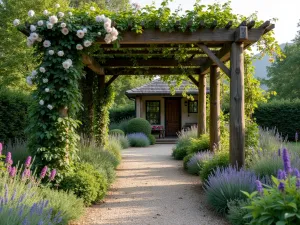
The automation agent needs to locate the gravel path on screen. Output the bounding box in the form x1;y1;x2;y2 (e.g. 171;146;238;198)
80;144;228;225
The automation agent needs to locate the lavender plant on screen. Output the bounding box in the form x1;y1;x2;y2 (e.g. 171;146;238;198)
187;151;214;175
127;133;150;147
244;148;300;224
204;166;258;214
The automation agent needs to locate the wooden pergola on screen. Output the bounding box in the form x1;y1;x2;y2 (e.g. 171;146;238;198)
82;20;274;167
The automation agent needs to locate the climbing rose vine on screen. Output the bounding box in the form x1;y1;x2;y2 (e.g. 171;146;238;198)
14;4;119;175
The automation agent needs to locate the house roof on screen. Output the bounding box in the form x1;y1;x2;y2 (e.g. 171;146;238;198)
125;78;209;98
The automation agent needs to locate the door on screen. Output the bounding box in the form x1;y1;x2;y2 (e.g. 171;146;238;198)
165;98;181;137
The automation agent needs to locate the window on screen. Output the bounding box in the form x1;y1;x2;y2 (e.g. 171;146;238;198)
146;101;160;124
188;100;198;113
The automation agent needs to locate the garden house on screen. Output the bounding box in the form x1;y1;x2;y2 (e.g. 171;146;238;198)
126;78;209;137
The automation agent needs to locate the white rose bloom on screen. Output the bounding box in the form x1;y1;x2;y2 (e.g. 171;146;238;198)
39;67;46;73
31;70;38;77
68;12;73;16
58;12;64;18
37;20;44;26
45;88;50;92
30;32;39;40
47;104;53;110
43;10;49;15
13;19;20;26
49;15;58;24
104;17;111;25
104;34;112;44
83;28;88;33
61;28;69;35
62;59;72;69
57;51;64;57
39;100;44;105
60;23;66;28
46;22;53;29
76;30;85;38
76;44;83;50
55;3;60;8
98;32;101;36
26;76;33;86
105;27;112;33
111;27;118;36
83;40;92;47
48;50;54;55
43;40;51;48
43;78;48;83
27;37;34;47
37;37;43;42
111;35;118;42
30;25;36;32
104;21;111;29
28;10;35;17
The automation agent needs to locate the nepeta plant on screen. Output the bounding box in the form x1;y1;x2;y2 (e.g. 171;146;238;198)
127;133;150;147
187;151;214;175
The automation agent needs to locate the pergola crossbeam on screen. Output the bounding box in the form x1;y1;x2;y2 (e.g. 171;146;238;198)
82;55;105;75
104;68;201;75
198;44;230;77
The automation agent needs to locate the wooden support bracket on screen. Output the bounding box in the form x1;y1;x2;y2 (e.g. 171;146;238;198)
106;75;119;87
188;75;199;86
235;26;248;42
198;44;230;77
82;55;105;75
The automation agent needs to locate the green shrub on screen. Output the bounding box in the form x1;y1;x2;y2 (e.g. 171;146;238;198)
200;151;230;181
187;151;214;175
254;99;300;141
60;163;108;206
172;146;188;160
147;134;156;145
107;135;122;162
109;105;135;123
127;133;150;147
183;153;194;169
186;134;210;155
0;88;30;143
3;139;30;165
227;200;251;225
109;129;125;136
127;118;151;136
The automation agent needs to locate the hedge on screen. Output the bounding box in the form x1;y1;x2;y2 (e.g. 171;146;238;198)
254;99;300;141
0;89;31;143
109;105;135;123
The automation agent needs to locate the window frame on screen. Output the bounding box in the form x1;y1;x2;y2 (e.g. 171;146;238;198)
188;100;198;113
145;100;161;125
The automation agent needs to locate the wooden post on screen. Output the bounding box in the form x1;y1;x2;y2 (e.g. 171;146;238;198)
198;74;206;137
210;65;220;151
230;42;245;168
136;96;141;118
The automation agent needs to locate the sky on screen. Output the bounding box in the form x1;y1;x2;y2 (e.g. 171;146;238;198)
137;0;300;44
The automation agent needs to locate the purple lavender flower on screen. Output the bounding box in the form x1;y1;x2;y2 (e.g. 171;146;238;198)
278;182;285;192
277;169;286;180
0;142;2;155
5;152;13;165
282;148;292;174
278;148;281;156
49;169;56;181
40;166;48;179
24;156;32;168
297;179;300;189
38;220;44;225
187;151;214;174
255;180;263;193
9;167;16;177
294;168;300;178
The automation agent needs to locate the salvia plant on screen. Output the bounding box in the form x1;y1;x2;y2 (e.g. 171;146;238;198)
204;165;258;214
244;148;300;224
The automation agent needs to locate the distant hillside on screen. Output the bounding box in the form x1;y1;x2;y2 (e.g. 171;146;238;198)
253;43;290;81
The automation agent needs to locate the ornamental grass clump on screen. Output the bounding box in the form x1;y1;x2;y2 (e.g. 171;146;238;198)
187;151;214;175
244;148;300;224
127;133;150;147
204;166;258;214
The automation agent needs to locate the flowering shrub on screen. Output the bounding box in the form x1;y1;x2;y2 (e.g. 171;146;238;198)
187;151;214;175
186;134;210;155
127;133;150;147
244;148;300;224
204;166;258;214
